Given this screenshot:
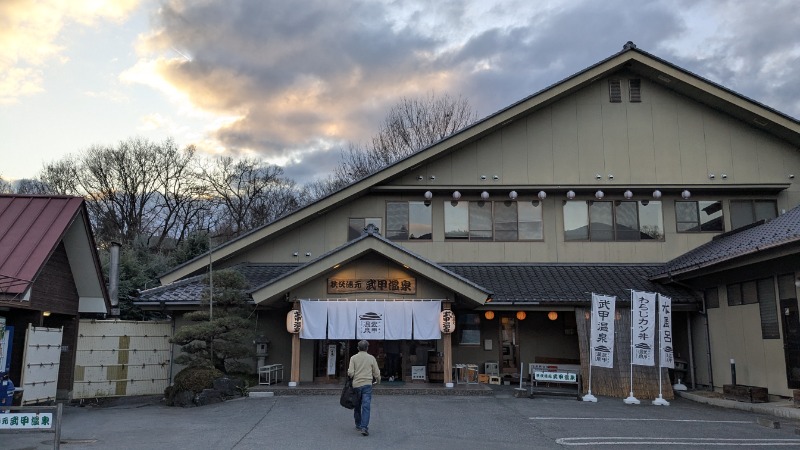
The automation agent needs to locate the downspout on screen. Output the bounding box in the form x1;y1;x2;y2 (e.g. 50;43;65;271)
109;242;121;317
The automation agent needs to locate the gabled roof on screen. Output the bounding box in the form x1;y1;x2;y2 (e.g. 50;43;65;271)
0;195;110;313
248;228;491;306
160;42;800;284
651;206;800;281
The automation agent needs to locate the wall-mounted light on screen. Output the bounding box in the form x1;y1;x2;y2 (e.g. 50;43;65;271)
566;190;576;200
480;175;487;180
452;191;461;200
429;175;436;180
509;191;518;200
481;191;490;200
417;176;424;180
484;311;495;320
708;173;715;179
305;252;311;257
424;191;433;200
623;190;633;199
608;174;614;180
595;174;602;180
538;191;547;200
493;175;499;180
548;311;558;321
595;190;604;200
516;311;527;321
292;252;299;257
721;174;728;179
681;190;691;199
43;311;51;317
652;190;662;199
790;175;795;179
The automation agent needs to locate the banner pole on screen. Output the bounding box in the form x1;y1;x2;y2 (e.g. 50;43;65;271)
653;294;670;406
624;292;640;404
583;302;597;402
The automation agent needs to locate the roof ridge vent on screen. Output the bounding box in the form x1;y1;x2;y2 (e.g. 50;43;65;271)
623;41;637;50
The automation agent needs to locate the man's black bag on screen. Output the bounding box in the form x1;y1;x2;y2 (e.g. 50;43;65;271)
340;377;358;409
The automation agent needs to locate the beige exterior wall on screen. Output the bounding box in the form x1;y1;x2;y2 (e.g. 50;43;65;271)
705;285;791;397
220;72;799;269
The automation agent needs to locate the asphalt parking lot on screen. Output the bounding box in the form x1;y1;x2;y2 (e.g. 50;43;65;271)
5;391;800;449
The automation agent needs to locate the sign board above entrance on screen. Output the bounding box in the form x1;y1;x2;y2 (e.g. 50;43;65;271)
327;278;416;295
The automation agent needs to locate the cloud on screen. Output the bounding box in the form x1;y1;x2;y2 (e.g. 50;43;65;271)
124;0;800;183
0;0;141;103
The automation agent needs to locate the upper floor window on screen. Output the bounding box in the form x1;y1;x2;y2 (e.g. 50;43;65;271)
348;217;381;240
386;201;432;241
704;287;719;309
444;201;543;241
729;200;777;230
675;201;723;232
563;200;663;241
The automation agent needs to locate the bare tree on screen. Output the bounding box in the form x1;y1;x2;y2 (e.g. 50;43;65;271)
306;92;477;200
201;156;300;240
0;176;11;194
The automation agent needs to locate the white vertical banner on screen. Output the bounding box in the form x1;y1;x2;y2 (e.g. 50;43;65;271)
299;300;329;339
411;301;442;340
384;301;413;340
356;301;385;339
589;293;616;368
658;295;674;369
327;301;358;339
631;290;656;366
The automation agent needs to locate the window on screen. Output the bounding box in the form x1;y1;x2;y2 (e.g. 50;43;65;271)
629;79;642;102
458;313;480;345
348;217;381;240
444;201;543;241
563;200;663;241
727;283;742;306
759;277;779;339
676;201;723;232
608;79;621;103
704;287;719;309
730;200;777;230
386;201;432;240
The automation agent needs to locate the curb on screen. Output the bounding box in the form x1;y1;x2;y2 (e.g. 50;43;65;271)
676;391;800;420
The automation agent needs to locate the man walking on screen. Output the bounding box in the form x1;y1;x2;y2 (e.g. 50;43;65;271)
348;340;380;436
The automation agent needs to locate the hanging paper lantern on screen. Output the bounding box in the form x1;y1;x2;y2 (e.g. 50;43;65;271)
484;311;495;320
286;310;302;334
516;311;527;321
439;310;456;334
548;311;558;321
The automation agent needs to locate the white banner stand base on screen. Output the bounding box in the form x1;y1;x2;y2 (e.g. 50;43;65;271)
673;378;687;391
445;382;454;388
582;393;598;402
288;381;298;387
623;393;640;404
652;395;670;406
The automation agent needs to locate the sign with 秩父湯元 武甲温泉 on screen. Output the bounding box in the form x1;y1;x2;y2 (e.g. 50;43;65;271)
327;278;415;294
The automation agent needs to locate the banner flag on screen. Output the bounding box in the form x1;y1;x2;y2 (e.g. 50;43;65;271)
299;300;329;339
411;300;441;340
631;290;656;366
327;301;358;339
589;293;616;368
658;295;674;369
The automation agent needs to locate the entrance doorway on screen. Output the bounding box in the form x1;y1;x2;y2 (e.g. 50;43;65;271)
498;315;519;374
312;339;438;382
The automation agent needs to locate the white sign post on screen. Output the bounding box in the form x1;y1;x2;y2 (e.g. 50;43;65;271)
653;294;673;406
584;293;616;402
625;290;656;404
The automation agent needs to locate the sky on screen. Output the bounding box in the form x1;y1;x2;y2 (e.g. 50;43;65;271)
1;0;799;186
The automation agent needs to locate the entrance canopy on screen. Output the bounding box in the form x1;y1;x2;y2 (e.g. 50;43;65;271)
299;299;441;340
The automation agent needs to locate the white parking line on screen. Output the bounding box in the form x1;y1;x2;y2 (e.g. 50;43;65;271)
530;417;751;423
556;437;800;446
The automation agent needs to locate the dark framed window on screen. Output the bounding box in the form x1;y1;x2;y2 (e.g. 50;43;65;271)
758;277;779;339
348;217;381;240
563;200;663;241
444;201;543;241
676;201;723;232
730;200;777;230
458;313;480;345
704;287;719;309
386;201;432;241
727;284;742;306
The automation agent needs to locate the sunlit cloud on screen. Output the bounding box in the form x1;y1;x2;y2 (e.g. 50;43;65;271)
0;0;141;103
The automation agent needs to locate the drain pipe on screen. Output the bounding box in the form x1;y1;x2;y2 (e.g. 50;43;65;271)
109;242;121;317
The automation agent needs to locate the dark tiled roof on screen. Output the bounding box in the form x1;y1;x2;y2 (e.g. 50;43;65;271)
444;263;698;304
138;261;697;306
0;195;85;294
652;206;800;279
137;263;298;304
